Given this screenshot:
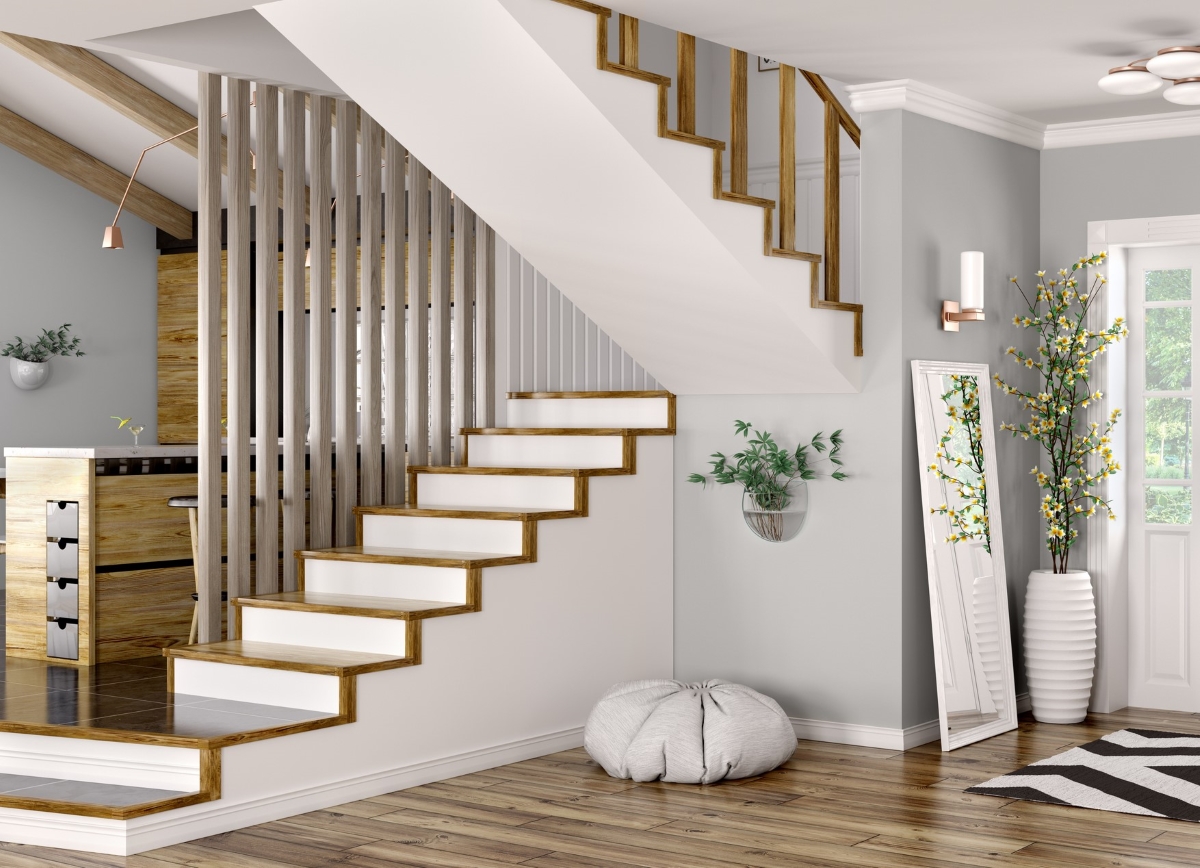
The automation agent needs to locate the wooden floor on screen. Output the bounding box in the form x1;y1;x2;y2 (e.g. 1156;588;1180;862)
8;707;1200;866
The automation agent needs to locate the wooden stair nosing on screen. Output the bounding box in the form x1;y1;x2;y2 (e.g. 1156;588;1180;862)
718;190;775;209
165;640;414;677
770;247;822;264
663;129;725;151
355;504;583;521
299;546;533;569
507;390;672;399
603;62;670;87
0;788;214;822
408;464;630;478
236;591;477;621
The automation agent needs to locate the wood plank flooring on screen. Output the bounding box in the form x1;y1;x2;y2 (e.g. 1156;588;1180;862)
3;707;1200;866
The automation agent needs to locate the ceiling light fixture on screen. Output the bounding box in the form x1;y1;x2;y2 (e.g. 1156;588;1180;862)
1099;46;1200;104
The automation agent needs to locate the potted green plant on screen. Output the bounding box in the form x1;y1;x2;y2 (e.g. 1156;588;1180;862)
689;421;848;542
994;252;1127;723
2;324;84;391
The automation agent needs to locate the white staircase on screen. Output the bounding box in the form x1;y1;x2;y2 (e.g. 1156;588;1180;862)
0;393;673;855
258;0;861;394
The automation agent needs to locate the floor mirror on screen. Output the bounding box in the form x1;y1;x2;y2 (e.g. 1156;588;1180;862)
912;360;1018;750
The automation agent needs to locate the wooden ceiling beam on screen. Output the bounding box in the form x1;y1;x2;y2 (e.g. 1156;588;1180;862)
0;102;194;239
0;32;308;218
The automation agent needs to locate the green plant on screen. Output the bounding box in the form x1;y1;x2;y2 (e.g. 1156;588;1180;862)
2;324;84;363
993;251;1127;573
927;374;991;554
688;420;849;511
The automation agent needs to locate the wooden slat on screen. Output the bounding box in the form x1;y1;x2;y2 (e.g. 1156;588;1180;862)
730;49;748;195
475;217;496;429
226;77;251;628
360;112;383;506
282;89;307;592
383;135;408;505
0;32;305;218
453;199;476;465
0;103;191;239
254;85;280;595
308;95;334;549
823;99;841;304
799;69;862;147
778;64;797;252
429;176;452;466
407;155;431;484
335;99;360;542
618;14;638;68
197;74;222;644
676;33;696;134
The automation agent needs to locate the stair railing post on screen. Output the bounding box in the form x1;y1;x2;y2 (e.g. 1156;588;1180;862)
309;95;334;548
453;200;476;465
282;89;307;591
429;176;452;466
334;99;360;542
407;156;431;484
730;49;748;195
676;33;695;134
383;136;408;504
360;112;383;503
475;217;496;429
618;15;638;67
778;64;797;253
255;84;280;594
823;100;841;303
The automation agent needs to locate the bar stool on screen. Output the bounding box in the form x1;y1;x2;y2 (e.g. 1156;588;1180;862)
167;494;235;644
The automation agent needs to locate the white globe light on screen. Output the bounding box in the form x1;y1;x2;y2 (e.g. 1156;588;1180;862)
1146;47;1200;80
1164;78;1200;106
1098;67;1162;95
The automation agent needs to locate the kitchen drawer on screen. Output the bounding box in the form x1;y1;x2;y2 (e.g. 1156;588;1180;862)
46;539;78;579
47;578;79;620
46;618;79;661
46;500;79;540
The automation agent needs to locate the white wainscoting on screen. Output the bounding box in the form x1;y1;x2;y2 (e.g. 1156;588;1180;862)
496;237;661;394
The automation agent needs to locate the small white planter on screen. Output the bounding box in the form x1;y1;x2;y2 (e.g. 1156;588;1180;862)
9;357;50;391
1024;569;1096;724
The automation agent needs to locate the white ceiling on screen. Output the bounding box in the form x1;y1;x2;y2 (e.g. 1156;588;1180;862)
601;0;1200;123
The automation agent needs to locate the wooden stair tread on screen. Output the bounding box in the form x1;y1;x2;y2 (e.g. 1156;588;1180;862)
604;62;670;86
507;390;670;399
664;130;725;150
237;592;470;620
166;640;412;676
409;465;628;477
462;427;632;436
718;190;776;209
0;776;208;821
355;505;581;520
301;545;529;568
770;247;822;263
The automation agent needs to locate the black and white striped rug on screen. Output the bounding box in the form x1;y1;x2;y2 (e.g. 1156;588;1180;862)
968;729;1200;821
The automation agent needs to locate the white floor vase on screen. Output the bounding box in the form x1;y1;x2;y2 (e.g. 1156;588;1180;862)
1024;569;1096;724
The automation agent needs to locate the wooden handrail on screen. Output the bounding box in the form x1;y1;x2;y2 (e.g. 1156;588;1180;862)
729;49;748;195
618;14;638;67
800;69;861;146
676;33;696;135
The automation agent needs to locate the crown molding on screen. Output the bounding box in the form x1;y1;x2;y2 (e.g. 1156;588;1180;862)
844;79;1045;149
1043;110;1200;149
845;79;1200;151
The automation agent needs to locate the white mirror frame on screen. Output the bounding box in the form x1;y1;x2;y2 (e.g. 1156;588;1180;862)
912;359;1018;751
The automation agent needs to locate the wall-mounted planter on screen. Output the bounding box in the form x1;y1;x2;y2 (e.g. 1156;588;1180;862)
741;481;809;543
10;357;49;391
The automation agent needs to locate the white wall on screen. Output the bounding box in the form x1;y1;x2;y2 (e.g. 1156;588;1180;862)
0;143;160;587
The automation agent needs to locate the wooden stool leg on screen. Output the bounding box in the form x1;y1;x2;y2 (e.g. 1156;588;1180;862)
188;507;200;645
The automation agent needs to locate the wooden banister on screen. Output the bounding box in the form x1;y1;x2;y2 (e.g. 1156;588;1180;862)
778;64;796;252
730;49;748;195
618;15;638;67
676;33;696;135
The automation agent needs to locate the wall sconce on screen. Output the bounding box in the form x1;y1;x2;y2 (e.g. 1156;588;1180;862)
941;251;986;331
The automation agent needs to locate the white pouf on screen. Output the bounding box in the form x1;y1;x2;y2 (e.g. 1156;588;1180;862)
584;679;797;784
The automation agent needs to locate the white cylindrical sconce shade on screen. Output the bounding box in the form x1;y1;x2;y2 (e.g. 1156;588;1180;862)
961;251;984;311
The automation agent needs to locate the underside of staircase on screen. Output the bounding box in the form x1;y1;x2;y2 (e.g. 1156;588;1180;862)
0;393;674;855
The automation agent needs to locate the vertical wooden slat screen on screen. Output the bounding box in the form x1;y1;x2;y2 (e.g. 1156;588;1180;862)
429;177;452;465
282;89;306;592
618;15;638;67
334;99;359;542
407;156;430;476
823;100;841;303
308;95;334;549
475;218;496;428
676;34;695;134
383;135;407;504
196;73;222;643
730;49;749;195
778;64;797;253
254;84;280;595
226;77;252;629
452;200;475;463
359;113;383;504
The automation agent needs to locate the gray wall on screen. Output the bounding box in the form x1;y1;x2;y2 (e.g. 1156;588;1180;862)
673;110;1043;732
0;143;160;585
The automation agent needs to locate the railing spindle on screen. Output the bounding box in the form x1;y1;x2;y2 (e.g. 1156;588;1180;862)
676;34;696;134
452;200;475;464
282;89;307;591
254;84;280;594
730;49;748;195
308;95;334;549
474;217;496;428
334;99;359;543
778;64;796;252
383;136;408;503
407;156;431;479
618;15;638;67
823;100;840;303
360;113;383;503
429;177;452;465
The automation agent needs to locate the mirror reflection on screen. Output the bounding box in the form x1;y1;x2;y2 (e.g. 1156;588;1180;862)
912;361;1017;750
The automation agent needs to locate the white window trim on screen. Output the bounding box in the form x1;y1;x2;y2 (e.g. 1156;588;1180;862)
1086;213;1200;712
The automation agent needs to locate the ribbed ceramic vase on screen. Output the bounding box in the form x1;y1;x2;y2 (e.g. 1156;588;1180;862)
1023;569;1096;724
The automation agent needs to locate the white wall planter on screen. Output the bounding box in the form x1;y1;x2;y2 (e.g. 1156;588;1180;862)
9;358;50;391
1024;569;1096;724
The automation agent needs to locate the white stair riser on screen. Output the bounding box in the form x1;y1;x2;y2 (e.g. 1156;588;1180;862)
506;396;668;429
303;559;468;603
416;472;576;509
468;434;624;469
173;658;341;714
241;608;407;657
361;514;524;554
0;733;198;792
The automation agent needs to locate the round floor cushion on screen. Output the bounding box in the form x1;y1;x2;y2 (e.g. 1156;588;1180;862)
584;679;797;784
